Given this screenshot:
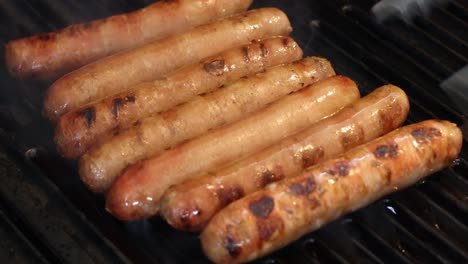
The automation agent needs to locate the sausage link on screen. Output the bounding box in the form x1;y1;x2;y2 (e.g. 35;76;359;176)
201;120;462;264
105;76;360;220
80;57;335;192
5;0;253;80
43;8;292;121
160;84;409;231
55;36;303;159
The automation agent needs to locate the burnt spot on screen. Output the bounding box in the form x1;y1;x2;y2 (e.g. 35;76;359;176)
125;95;136;103
289;177;316;196
203;59;226;76
77;107;96;128
224;235;241;258
249;196;274;218
37;33;52;41
411;127;441;144
132;120;141;127
259;43;269;57
334;161;350;177
300;147;325;168
83;22;93;30
374;142;399;159
217;185;245;207
282;37;291;46
260;166;285;187
111;98;123;118
242;47;251;63
256;215;284;242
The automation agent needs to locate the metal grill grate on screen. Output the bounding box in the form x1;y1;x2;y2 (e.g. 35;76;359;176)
0;0;467;263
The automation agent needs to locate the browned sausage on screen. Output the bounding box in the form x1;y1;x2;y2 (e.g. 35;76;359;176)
5;0;253;80
55;36;303;159
80;57;335;193
43;8;292;121
105;76;360;220
201;120;462;264
160;84;410;231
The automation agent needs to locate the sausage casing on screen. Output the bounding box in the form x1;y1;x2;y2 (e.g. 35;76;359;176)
43;7;292;121
105;76;360;220
201;120;462;264
55;36;303;159
80;56;335;193
160;84;409;231
5;0;253;80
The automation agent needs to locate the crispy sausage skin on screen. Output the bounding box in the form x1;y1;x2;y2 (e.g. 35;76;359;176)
5;0;253;80
160;85;410;231
80;57;335;193
43;8;292;121
105;76;360;220
55;36;303;159
201;120;462;264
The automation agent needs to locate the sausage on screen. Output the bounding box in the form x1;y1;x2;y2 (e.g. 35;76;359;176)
80;57;335;193
105;75;360;220
160;84;410;231
5;0;253;80
201;120;462;264
55;36;303;159
43;8;292;121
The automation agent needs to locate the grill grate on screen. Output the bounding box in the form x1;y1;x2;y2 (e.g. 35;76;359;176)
0;0;467;263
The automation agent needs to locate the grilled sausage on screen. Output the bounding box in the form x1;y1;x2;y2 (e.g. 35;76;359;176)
201;120;462;264
160;84;410;231
80;57;335;193
43;8;292;121
5;0;253;80
105;76;360;220
55;36;303;159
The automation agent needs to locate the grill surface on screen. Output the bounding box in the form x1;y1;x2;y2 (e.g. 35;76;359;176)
0;0;467;263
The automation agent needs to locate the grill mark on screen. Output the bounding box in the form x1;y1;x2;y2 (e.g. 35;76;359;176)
260;166;285;187
334;161;350;177
224;235;241;258
125;95;136;103
282;37;290;46
242;47;250;63
259;43;269;57
249;196;274;218
77;107;96;128
217;185;245;207
341;125;365;150
203;59;226;76
256;215;284;242
300;146;325;168
411;127;441;144
111;98;123;118
289;177;316;196
374;142;399;158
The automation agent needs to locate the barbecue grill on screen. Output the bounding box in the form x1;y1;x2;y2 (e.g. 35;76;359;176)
0;0;467;263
